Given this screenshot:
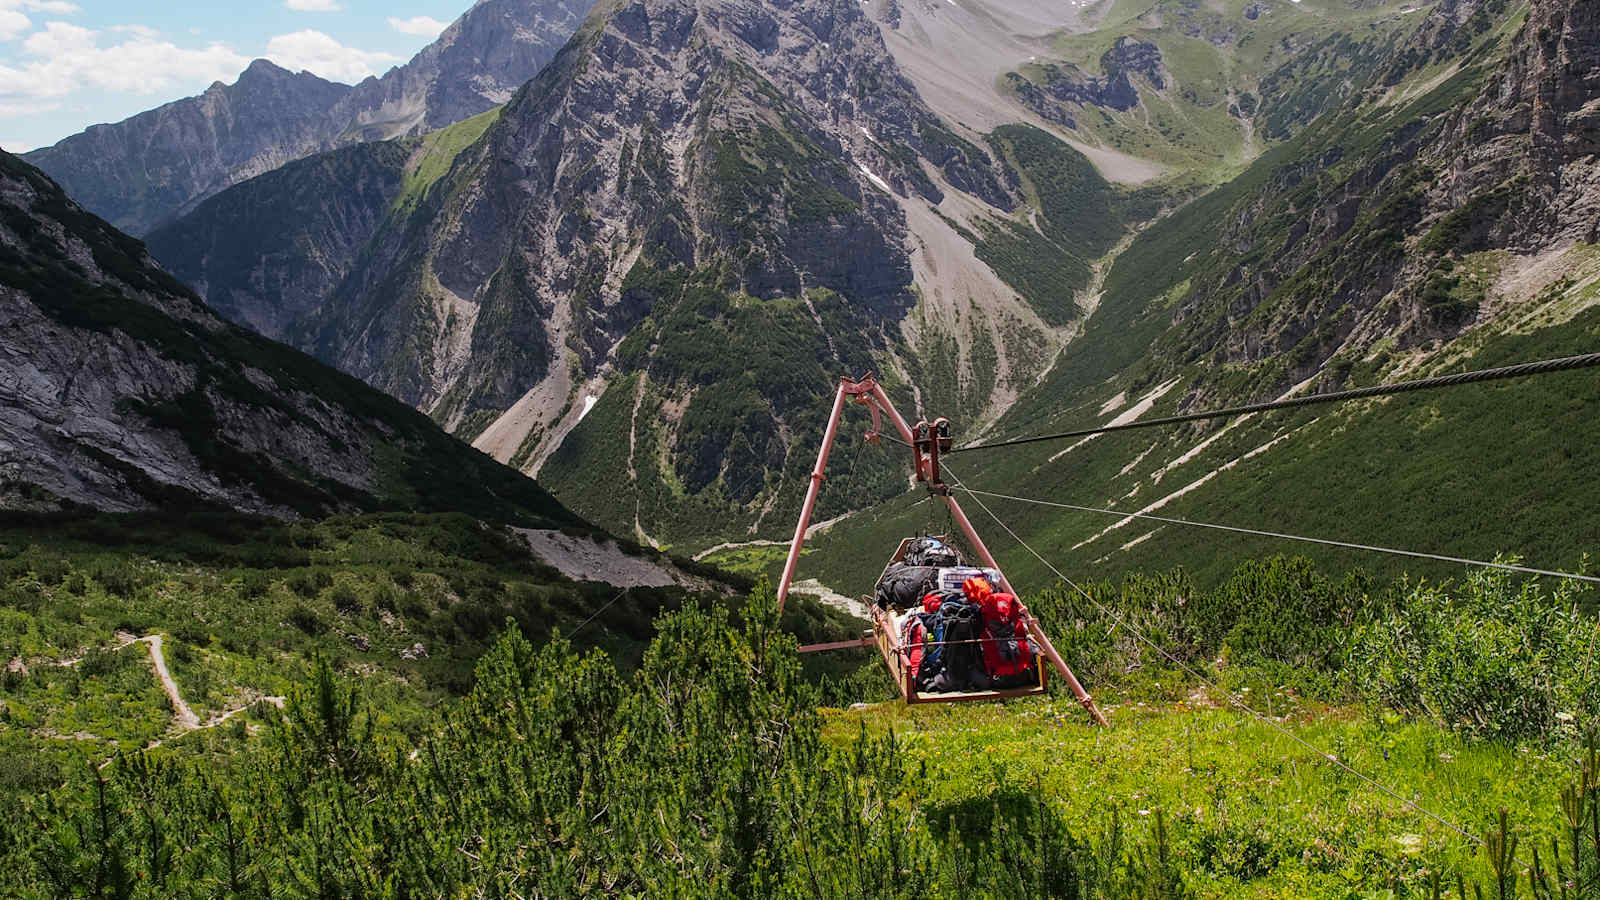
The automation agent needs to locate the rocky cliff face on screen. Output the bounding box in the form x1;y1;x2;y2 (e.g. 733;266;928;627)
1007;37;1167;127
0;150;582;526
1442;0;1600;247
335;0;1016;527
20;61;349;237
21;0;593;236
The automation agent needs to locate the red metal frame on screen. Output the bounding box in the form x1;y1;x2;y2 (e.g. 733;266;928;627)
776;374;1109;725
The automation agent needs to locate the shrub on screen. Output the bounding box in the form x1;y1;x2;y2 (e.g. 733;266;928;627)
285;603;327;637
1349;566;1598;742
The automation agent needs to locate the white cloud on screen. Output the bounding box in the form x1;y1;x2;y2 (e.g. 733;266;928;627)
285;0;342;10
109;24;158;39
0;9;29;41
0;21;248;100
0;0;79;36
265;30;398;83
387;15;447;37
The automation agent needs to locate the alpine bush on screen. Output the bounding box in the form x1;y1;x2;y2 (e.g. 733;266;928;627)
1348;566;1598;742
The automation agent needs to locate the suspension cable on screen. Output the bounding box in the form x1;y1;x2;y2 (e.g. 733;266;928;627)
941;462;1527;863
953;352;1600;454
958;487;1600;585
572;588;629;637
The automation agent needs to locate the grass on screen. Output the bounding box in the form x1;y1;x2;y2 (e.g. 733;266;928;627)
1018;0;1429;188
824;693;1571;897
698;543;794;577
390;106;502;218
4;558;1591;897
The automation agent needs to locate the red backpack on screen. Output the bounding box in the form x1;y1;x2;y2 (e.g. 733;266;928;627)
978;593;1034;678
902;614;930;679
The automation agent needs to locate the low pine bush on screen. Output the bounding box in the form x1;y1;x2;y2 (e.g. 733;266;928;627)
1349;566;1598;742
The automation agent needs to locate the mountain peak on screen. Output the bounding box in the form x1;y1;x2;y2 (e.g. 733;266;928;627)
22;0;598;235
242;57;290;77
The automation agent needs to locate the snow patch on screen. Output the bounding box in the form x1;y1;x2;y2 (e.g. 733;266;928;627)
577;394;598;422
857;163;894;195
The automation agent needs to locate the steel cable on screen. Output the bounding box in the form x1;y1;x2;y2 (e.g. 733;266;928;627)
957;487;1600;584
953;352;1600;454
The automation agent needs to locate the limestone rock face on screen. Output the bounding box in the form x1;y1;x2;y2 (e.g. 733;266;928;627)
141;0;1034;544
21;0;594;236
178;0;1012;429
1008;36;1166;124
0;150;581;526
1422;0;1600;249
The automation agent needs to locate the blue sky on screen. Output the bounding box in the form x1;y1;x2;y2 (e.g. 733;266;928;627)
0;0;475;153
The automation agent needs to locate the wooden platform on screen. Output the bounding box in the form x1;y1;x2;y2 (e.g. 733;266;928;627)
870;592;1047;705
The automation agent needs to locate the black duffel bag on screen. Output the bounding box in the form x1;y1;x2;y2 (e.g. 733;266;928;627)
875;563;938;609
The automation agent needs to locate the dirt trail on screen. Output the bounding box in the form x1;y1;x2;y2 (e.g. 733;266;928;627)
33;630;285;760
788;578;870;620
136;634;199;730
692;511;857;561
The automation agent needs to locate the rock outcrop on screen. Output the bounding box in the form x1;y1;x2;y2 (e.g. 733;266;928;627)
145;0;1041;544
168;0;1011;437
1007;37;1166;125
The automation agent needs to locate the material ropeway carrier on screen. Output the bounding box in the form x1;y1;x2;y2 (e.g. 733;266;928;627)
775;374;1109;726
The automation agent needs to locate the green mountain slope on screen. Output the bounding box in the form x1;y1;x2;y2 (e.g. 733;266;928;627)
785;0;1600;596
144;108;504;344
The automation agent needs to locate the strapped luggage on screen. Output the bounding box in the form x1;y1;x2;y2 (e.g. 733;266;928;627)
934;566;1005;596
904;536;961;568
978;592;1038;687
918;599;991;693
875;563;938;609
